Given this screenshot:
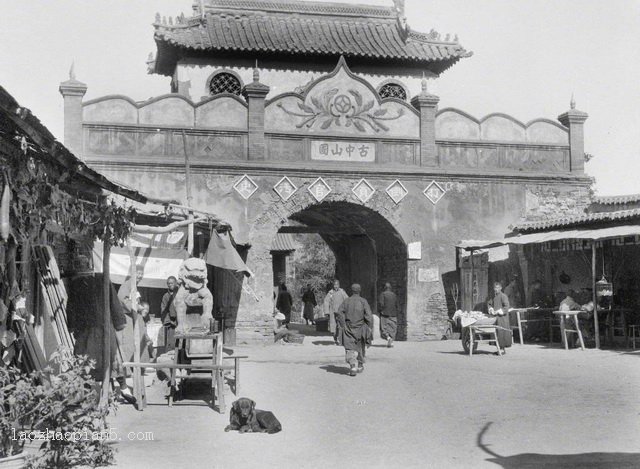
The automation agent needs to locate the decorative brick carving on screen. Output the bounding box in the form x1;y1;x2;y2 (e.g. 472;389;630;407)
233;174;258;199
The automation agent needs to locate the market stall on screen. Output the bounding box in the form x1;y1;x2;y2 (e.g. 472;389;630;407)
457;223;640;349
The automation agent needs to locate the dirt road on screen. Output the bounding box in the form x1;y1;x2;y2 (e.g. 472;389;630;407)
109;333;640;468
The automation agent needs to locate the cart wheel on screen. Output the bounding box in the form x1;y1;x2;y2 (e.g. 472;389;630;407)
461;328;478;353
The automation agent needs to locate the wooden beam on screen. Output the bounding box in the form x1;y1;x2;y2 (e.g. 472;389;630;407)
181;131;195;256
592;242;600;349
100;242;111;407
132;217;208;234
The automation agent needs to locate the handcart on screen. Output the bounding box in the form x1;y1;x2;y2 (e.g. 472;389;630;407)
453;311;504;356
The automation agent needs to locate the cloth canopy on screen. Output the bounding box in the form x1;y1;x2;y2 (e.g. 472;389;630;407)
204;231;252;276
457;224;640;251
93;241;189;289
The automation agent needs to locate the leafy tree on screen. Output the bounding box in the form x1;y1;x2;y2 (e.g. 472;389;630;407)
290;234;336;315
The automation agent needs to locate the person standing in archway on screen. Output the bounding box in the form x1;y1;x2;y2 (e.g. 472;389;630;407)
276;283;293;327
378;282;400;348
302;283;317;325
336;284;373;376
323;279;348;345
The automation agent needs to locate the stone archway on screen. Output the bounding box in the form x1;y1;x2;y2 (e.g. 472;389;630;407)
279;201;408;338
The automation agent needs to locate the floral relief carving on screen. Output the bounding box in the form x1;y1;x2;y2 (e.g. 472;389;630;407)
278;88;404;133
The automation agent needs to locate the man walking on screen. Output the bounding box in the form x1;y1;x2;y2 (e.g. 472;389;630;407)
378;282;400;348
324;279;348;345
336;284;373;376
161;276;178;352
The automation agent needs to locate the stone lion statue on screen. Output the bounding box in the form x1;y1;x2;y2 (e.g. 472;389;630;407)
174;257;213;334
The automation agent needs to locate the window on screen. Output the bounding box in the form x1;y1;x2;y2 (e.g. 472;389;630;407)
209;72;242;96
378;83;407;101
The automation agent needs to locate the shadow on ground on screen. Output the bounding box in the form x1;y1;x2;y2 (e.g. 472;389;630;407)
312;340;336;346
477;422;640;468
288;323;333;337
319;365;351;375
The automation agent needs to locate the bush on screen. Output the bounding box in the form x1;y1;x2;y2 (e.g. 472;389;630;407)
0;349;117;468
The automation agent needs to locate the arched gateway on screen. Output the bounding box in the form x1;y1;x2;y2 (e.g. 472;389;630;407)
59;0;592;343
279;200;408;338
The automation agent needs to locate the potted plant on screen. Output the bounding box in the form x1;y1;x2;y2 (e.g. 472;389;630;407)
1;349;117;468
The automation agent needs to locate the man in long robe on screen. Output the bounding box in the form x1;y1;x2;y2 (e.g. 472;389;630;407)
378;282;400;348
324;279;348;345
336;284;373;376
487;281;512;353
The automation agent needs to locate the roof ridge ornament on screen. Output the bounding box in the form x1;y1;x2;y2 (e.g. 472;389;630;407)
393;0;408;37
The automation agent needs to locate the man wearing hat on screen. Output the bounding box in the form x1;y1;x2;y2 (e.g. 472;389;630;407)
336;284;373;376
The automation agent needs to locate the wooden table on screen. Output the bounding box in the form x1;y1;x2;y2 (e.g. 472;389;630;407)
509;308;555;344
171;330;225;413
553;311;585;350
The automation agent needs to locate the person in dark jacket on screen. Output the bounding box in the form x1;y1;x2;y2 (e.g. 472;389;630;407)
487;281;512;354
378;282;400;348
276;284;293;326
336;284;373;376
160;276;178;351
302;284;317;325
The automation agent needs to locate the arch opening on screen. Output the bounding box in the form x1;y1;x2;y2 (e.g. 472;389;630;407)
275;201;408;340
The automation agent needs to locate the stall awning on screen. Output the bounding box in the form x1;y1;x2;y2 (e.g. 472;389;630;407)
93;241;189;288
457;224;640;251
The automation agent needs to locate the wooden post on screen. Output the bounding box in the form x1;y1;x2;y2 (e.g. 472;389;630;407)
127;242;146;409
470;249;475;309
100;241;111;407
181;130;195;256
592;241;600;349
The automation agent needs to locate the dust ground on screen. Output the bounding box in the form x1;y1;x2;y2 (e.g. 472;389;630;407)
108;329;640;468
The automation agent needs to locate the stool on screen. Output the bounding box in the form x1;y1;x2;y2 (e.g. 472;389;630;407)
468;325;502;356
553;311;585;351
628;325;639;349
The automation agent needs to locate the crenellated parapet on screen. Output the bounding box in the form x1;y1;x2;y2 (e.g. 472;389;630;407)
68;58;586;178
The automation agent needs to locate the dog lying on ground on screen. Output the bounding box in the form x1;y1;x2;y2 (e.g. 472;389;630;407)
224;398;282;434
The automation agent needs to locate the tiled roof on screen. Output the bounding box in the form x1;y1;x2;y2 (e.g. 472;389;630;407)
270;233;298;251
593;193;640;205
151;0;471;76
513;208;640;232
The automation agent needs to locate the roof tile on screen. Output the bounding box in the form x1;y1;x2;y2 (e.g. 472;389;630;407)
152;2;471;75
514;208;640;232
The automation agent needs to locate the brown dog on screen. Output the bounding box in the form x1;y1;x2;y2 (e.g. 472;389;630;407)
224;398;282;434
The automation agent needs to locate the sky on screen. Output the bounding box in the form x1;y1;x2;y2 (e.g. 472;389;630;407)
1;0;638;195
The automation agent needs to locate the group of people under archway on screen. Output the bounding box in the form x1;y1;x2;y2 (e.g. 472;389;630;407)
275;279;400;376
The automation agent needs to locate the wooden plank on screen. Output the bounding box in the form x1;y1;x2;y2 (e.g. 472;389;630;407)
123;362;234;370
33;246;74;350
39;281;62;349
